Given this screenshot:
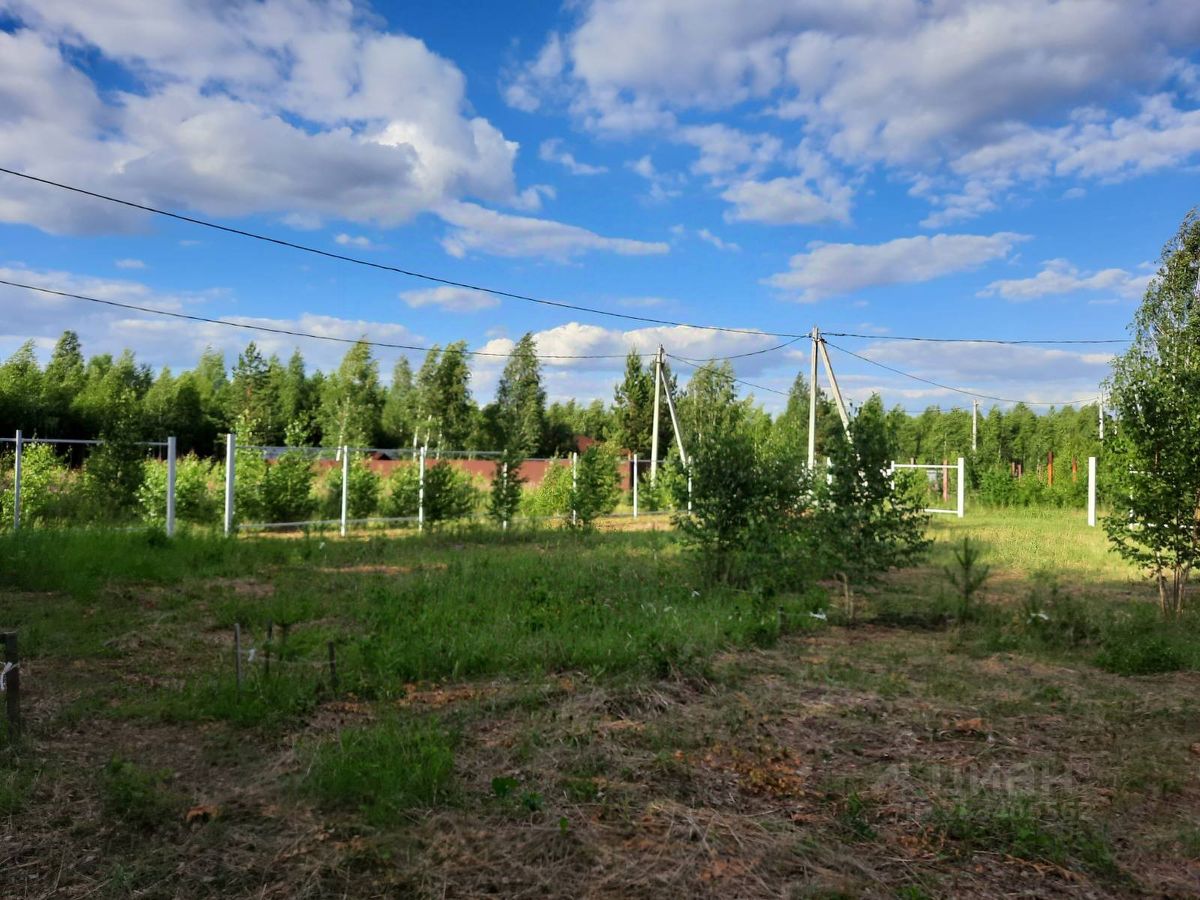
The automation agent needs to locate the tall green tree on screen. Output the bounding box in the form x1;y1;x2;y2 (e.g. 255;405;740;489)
42;331;86;436
0;341;42;434
613;350;653;454
318;340;383;448
381;357;417;447
1104;210;1200;617
493;332;546;454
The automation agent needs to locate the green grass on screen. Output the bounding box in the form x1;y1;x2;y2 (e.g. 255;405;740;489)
0;526;825;726
99;756;180;832
301;716;457;824
928;508;1129;582
928;792;1119;878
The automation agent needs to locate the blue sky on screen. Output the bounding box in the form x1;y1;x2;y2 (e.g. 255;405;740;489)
2;0;1198;412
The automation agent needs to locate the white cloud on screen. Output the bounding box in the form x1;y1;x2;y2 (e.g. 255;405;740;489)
848;340;1113;406
675;124;781;181
334;233;379;250
114;258;145;270
400;285;500;312
696;229;741;252
505;0;1200;222
538;138;608;175
767;232;1027;301
503;33;565;113
476;321;786;375
625;155;683;202
0;263;423;375
721;175;852;225
0;3;529;234
437;201;670;261
979;258;1150;301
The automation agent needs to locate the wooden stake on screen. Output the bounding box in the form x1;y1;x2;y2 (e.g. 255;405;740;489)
234;623;243;696
3;632;19;740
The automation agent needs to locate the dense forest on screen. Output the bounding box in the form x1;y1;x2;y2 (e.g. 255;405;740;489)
0;330;1105;475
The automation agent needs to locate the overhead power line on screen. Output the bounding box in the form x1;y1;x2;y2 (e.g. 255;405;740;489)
0;167;1128;349
664;351;790;397
0;166;802;340
823;340;1100;407
825;330;1129;346
0;278;647;361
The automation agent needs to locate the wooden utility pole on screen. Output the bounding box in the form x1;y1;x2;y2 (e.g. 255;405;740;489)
971;400;978;452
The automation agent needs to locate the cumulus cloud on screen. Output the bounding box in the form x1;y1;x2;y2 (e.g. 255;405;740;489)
979;259;1151;301
504;0;1200;222
0;3;517;234
721;175;852;225
437;201;670;261
0;264;424;375
767;232;1027;301
400;285;500;312
846;340;1113;406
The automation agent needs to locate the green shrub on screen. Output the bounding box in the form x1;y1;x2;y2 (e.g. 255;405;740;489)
0;443;77;527
381;460;478;526
487;448;525;527
137;454;220;526
568;444;621;528
521;458;573;520
319;455;380;521
301;717;456;824
676;418;814;587
99;756;179;832
259;451;317;524
1095;632;1187;675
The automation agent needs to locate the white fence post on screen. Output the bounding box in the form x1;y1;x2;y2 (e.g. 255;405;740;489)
418;446;426;532
632;453;638;519
12;430;22;531
571;452;578;526
1087;456;1097;527
166;436;177;537
223;433;236;536
340;445;350;537
956;457;965;519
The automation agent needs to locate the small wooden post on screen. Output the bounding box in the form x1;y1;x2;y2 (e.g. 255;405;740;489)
234;623;243;696
3;632;20;739
264;620;273;679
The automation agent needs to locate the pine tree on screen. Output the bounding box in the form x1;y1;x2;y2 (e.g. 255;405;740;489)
494;332;546;454
613;350;653;454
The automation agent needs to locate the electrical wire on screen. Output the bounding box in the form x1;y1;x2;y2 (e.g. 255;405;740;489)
0;166;805;340
824;330;1129;345
0;168;1134;349
663;351;790;397
823;339;1101;407
0;277;650;361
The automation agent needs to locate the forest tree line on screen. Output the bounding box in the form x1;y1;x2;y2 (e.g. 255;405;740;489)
0;330;1104;472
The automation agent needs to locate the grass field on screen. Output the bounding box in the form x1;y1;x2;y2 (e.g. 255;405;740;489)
2;510;1199;898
